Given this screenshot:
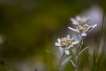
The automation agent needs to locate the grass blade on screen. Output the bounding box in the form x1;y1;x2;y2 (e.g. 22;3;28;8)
95;9;105;59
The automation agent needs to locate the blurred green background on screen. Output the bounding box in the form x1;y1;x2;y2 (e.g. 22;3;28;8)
0;0;105;71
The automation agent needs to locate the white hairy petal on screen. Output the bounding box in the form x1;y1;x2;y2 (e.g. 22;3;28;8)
81;33;87;37
85;24;97;34
68;27;78;33
66;45;73;49
72;41;79;45
55;42;62;46
92;24;97;28
59;47;64;56
59;47;64;51
71;18;79;25
85;26;92;34
76;16;81;21
76;28;80;33
57;38;61;43
67;35;70;40
82;17;90;23
65;50;70;55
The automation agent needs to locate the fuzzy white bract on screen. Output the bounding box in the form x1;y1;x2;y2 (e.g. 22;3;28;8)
69;16;97;37
55;35;79;55
70;16;90;25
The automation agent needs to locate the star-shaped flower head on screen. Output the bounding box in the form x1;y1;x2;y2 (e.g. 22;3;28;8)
70;16;90;25
68;16;97;37
55;35;79;55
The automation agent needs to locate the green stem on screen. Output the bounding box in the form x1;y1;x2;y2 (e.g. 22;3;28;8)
59;51;65;71
75;36;84;71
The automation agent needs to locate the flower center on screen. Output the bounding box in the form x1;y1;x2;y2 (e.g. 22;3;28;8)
61;38;66;41
78;25;84;31
61;38;73;47
61;42;67;47
83;24;89;28
67;39;73;44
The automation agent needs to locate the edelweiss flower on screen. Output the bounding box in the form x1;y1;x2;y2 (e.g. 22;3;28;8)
68;24;97;37
55;35;79;55
70;16;90;25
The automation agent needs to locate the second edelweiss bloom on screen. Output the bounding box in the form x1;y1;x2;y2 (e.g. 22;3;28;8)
55;35;79;55
68;16;97;37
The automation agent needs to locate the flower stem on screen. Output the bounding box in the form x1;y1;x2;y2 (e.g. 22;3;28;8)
76;47;89;60
59;51;65;71
70;59;76;68
75;36;84;71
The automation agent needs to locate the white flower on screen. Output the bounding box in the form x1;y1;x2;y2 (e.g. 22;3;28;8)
55;35;79;55
70;16;90;25
68;24;97;37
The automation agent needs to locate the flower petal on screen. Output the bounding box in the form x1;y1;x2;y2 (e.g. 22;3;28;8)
82;17;90;23
76;16;81;21
72;41;79;45
85;24;97;34
65;50;70;55
92;24;97;28
68;27;79;33
76;28;80;33
55;42;62;46
59;47;64;56
85;26;92;34
57;38;61;43
66;45;73;49
81;33;87;37
70;18;79;25
67;35;70;40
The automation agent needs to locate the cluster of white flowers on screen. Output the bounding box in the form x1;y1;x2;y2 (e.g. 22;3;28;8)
55;15;97;55
55;15;97;70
